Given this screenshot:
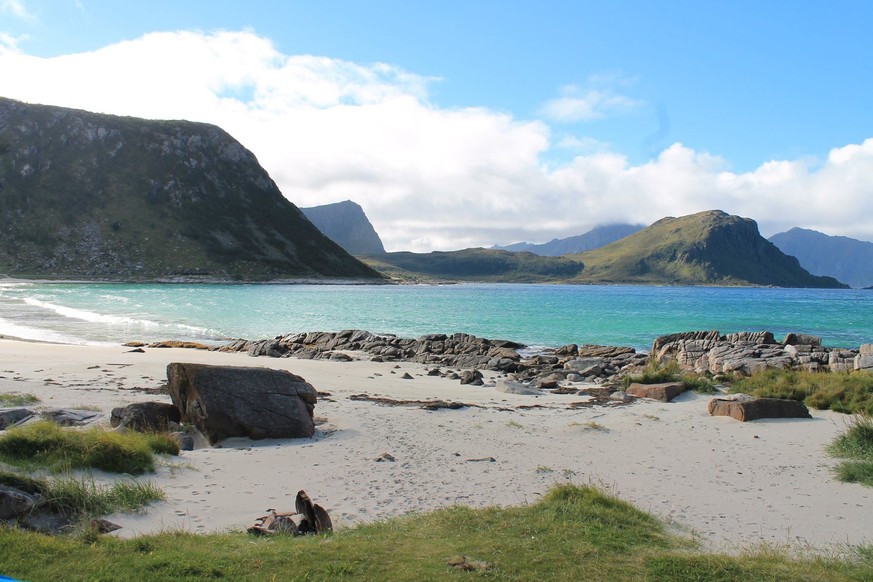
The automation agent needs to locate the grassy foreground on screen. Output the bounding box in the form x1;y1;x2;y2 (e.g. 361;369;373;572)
1;485;870;582
829;414;873;487
730;369;873;415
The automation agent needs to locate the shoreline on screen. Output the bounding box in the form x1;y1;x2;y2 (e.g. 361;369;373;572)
0;337;870;554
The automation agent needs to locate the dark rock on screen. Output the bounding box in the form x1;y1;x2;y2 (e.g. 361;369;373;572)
459;370;484;385
167;363;317;444
625;382;686;402
0;484;38;520
110;401;181;432
40;408;103;426
0;408;35;429
708;395;812;421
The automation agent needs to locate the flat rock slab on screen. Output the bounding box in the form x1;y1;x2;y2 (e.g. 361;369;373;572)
708;395;812;422
626;382;686;402
110;401;181;432
167;363;317;444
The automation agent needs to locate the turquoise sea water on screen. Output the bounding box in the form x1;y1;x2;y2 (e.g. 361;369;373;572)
0;282;870;351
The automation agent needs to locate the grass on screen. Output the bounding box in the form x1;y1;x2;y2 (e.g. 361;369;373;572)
828;414;873;487
731;369;873;415
0;420;179;474
0;483;869;581
0;391;40;406
0;470;165;519
622;360;718;393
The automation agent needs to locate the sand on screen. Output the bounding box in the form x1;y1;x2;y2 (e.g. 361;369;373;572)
0;338;870;553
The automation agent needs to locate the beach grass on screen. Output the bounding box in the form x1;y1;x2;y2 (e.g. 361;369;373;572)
0;420;179;474
0;484;870;581
623;360;718;393
730;369;873;415
0;470;164;519
829;414;873;487
0;391;40;406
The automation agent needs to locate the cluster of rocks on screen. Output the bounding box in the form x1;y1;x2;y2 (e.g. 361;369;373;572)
247;490;332;536
651;331;868;376
0;407;104;430
221;330;651;388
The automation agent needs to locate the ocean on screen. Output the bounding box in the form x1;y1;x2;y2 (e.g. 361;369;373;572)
0;282;870;351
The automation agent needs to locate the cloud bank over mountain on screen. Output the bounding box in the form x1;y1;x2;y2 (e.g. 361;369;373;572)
1;30;871;251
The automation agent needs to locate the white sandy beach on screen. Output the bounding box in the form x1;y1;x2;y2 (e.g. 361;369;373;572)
0;337;870;553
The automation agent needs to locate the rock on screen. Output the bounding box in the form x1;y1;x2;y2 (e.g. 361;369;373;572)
401;372;414;380
0;408;35;429
707;394;812;421
110;401;181;432
247;490;331;536
495;379;539;395
609;390;634;403
625;382;686;402
167;363;317;444
40;408;103;426
375;452;396;462
459;370;484;385
0;485;38;519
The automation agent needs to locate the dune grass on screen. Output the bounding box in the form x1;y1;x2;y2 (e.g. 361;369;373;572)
0;420;179;474
622;360;718;393
730;369;873;415
0;484;870;581
0;392;40;406
0;470;165;519
828;414;873;487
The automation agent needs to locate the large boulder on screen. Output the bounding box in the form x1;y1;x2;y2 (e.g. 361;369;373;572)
166;363;317;444
110;402;181;432
626;382;686;402
707;394;812;422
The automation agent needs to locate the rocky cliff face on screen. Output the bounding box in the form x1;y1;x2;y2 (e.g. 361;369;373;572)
0;97;382;280
769;227;873;289
301;200;386;256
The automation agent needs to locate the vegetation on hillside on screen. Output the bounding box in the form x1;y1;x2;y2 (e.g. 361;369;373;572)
1;483;870;581
569;210;847;287
0;97;382;281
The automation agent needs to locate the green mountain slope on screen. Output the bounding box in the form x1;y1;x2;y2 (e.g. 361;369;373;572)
0;97;382;281
569;210;847;288
368;248;585;282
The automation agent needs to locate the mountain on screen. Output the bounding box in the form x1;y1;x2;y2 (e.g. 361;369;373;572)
365;248;585;283
495;223;644;256
0;97;382;281
568;210;847;288
769;228;873;289
301;200;386;256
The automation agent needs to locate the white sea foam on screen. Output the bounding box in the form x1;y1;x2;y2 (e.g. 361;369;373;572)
0;317;103;345
24;297;160;327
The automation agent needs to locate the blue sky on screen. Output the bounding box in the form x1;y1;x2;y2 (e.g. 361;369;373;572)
2;0;872;250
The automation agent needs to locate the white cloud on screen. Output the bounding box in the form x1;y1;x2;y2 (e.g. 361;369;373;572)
540;77;644;123
1;0;31;19
1;30;872;251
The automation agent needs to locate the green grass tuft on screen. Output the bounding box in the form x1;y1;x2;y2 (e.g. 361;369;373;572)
829;414;873;487
623;360;718;393
0;420;179;474
731;370;873;415
0;392;40;406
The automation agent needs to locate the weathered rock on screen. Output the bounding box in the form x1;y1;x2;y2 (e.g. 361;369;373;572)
40;408;103;426
459;370;484;385
609;390;634;403
110;401;181;432
247;490;331;536
625;382;686;402
0;484;38;519
707;394;812;421
167;363;317;444
495;379;539;395
0;408;35;429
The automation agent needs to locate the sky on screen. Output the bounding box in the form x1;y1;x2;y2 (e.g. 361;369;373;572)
1;0;872;252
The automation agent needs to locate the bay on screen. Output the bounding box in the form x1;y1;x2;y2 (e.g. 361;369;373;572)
0;282;871;351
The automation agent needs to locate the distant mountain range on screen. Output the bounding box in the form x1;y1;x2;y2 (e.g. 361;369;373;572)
301;200;386;256
493;223;644;256
769;228;873;289
361;209;846;288
0;97;382;281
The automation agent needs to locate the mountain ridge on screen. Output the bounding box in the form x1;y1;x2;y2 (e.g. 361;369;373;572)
494;223;645;256
769;227;873;289
0;97;383;281
301;200;386;256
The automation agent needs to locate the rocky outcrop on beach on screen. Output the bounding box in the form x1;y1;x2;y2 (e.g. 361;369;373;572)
221;330;651;387
708;394;812;421
651;330;861;376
